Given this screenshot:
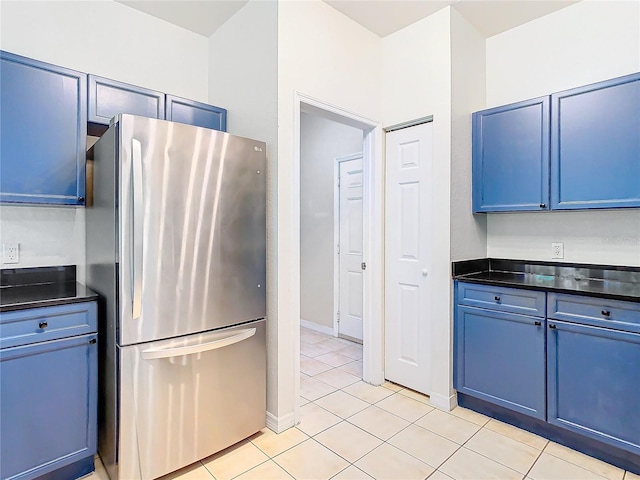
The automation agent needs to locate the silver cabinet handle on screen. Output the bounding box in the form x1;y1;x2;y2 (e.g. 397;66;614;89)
421;269;428;276
141;328;256;360
131;139;144;320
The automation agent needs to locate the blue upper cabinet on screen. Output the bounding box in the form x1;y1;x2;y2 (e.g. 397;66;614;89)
88;75;164;125
166;95;227;131
472;96;550;212
551;72;640;209
0;51;87;205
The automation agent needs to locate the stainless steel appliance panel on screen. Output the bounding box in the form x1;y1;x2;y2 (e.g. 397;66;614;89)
115;115;266;346
86;125;120;480
118;319;266;480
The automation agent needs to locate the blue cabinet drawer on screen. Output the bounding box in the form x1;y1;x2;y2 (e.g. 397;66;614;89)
548;293;640;333
0;302;97;349
165;95;227;131
547;320;640;455
454;305;546;419
0;333;97;480
88;75;164;125
457;282;546;318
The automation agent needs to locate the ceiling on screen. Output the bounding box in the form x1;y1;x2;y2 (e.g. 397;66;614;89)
116;0;579;39
115;1;249;37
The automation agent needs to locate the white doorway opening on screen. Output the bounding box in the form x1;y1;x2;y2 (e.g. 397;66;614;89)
293;93;384;423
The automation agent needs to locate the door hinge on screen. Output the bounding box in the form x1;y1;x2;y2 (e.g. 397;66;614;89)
361;262;367;270
337;244;340;254
337;311;340;322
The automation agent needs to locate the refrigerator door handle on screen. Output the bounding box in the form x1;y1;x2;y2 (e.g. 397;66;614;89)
140;328;257;360
131;138;144;320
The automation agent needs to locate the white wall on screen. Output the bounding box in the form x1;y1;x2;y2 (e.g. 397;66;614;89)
486;0;640;266
300;113;363;329
207;0;280;420
450;8;487;262
0;0;210;283
208;1;277;147
488;210;640;266
0;1;209;101
381;7;455;409
0;206;86;279
277;0;382;426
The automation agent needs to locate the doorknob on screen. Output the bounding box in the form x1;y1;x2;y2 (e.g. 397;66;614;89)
421;269;428;276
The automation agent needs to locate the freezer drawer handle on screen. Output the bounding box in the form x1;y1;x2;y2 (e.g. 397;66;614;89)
131;138;144;320
140;328;257;360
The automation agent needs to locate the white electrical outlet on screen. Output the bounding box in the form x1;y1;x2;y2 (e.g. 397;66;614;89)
2;243;20;264
551;242;564;259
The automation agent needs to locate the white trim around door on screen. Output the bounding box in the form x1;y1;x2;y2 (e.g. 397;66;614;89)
293;92;384;425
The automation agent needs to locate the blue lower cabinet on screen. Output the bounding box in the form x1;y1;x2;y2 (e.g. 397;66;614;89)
0;334;97;480
547;320;640;455
454;305;546;420
165;95;227;131
0;51;87;205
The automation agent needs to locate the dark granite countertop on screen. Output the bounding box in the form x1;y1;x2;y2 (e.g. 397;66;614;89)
453;259;640;303
0;266;98;312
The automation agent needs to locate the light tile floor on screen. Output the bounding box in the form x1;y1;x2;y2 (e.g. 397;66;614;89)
88;327;639;480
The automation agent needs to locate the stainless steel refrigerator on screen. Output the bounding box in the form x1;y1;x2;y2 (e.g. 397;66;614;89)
86;114;266;480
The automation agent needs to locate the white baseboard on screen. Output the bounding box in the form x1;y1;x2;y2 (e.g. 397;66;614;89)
266;411;296;433
429;392;458;411
300;319;335;337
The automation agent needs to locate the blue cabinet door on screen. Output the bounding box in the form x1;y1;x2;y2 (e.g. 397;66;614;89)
551;72;640;209
547;320;640;455
0;334;97;480
165;95;227;131
454;304;546;419
472;96;550;212
0;51;87;205
88;75;165;125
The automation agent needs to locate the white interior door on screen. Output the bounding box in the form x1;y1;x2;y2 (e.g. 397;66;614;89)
337;156;364;341
384;122;432;394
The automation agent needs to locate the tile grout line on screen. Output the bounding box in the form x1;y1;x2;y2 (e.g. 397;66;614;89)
303;347;482;478
523;446;545;480
310;381;443;475
542;444;624;480
457;418;553;478
301;328;629;480
226;455;273;480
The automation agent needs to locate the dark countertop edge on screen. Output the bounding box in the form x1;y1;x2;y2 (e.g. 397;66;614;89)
452;258;490;276
489;258;640;273
0;292;99;313
453;274;640;304
452;258;640;276
452;258;640;303
0;280;99;313
1;265;76;287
